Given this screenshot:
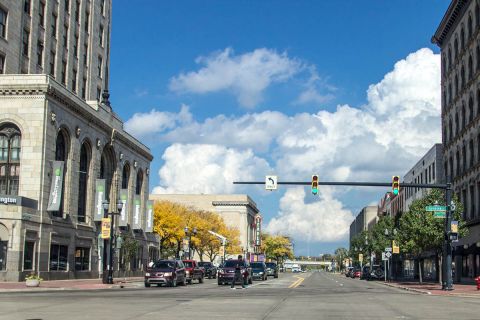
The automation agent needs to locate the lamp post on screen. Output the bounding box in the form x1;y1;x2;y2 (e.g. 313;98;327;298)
184;226;197;260
384;228;397;281
103;200;123;285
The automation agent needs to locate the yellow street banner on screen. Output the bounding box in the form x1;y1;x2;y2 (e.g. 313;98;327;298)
392;240;400;254
219;246;225;257
358;253;363;261
101;218;111;239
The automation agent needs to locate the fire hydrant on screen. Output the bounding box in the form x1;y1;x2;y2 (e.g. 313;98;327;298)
475;276;480;290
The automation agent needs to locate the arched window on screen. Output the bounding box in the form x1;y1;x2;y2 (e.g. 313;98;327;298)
469;55;473;80
455;112;459;135
135;169;143;195
54;130;69;217
122;163;130;189
454;37;459;58
462;104;466;129
448;47;452;70
0;124;21;195
476;3;480;27
461;27;465;49
100;146;115;203
470;139;474;167
456;151;460;175
468;15;473;39
449;155;453;179
449;83;453;104
449;118;453;141
469;94;474;122
461;65;466;88
455;74;459;96
77;142;90;223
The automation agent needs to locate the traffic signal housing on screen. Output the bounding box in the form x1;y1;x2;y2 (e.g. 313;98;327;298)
311;175;319;195
392;176;400;196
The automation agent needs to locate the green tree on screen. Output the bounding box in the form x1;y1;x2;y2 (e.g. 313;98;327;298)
398;188;467;283
334;247;348;271
120;233;139;277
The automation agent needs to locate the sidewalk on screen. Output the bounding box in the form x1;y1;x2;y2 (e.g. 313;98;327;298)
383;281;480;297
0;277;144;293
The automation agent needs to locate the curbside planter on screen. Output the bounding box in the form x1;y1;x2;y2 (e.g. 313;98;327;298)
25;279;40;287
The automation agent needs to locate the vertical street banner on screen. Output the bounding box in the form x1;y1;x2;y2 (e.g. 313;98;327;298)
133;195;141;229
255;215;262;246
94;179;106;221
101;218;111;239
145;200;153;232
119;189;128;227
46;161;65;211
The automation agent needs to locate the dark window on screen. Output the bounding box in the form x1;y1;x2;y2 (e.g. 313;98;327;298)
448;47;452;70
456;151;460;175
0;239;7;271
77;143;89;222
471;185;475;219
75;247;89;271
83;43;88;65
84;12;89;32
22;29;29;56
469;15;473;39
461;65;466;88
51;13;57;37
65;0;70;13
462;104;466;129
122;164;130;189
477;46;480;72
63;26;68;48
49;244;68;271
0;8;6;38
72;69;77;92
24;0;31;15
100;0;105;15
0;54;4;74
54;131;68;217
49;51;55;76
461;27;465;49
39;2;45;27
23;241;35;270
75;1;80;22
81;78;86;99
469;95;474;122
463;145;467;173
97;56;102;77
428;165;431;182
432;162;435;180
470;139;474;168
469;55;473;80
449;118;453;141
455;75;459;96
99;24;103;46
455;38;459;58
449;156;453;180
0;124;21;195
136;170;143;195
73;35;78;58
61;61;66;84
449;83;452;104
476;4;480;27
37;41;43;66
97;87;101;101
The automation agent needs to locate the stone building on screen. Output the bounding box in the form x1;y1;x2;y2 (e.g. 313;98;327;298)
149;194;261;264
0;0;156;281
349;206;377;245
432;0;480;282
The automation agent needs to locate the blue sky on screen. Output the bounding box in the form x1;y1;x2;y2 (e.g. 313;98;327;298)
109;1;450;256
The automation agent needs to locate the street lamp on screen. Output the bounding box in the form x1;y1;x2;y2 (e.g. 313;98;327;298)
184;226;197;260
384;228;397;281
103;200;124;285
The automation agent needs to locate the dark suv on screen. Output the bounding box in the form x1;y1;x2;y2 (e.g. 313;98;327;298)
217;259;252;285
250;262;268;281
265;262;279;278
145;260;186;287
198;261;217;279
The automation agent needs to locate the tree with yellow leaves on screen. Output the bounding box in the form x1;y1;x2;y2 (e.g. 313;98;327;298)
261;233;294;264
152;200;187;258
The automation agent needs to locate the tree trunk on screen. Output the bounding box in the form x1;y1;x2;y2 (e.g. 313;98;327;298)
418;259;423;284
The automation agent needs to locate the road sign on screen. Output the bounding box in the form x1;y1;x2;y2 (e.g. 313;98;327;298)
382;252;388;261
392;241;400;254
425;205;447;212
385;247;392;252
433;211;446;218
385;252;392;258
358;254;363;261
101;218;111;239
451;220;458;233
265;175;278;190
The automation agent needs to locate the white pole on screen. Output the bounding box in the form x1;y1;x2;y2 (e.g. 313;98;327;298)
384;260;387;282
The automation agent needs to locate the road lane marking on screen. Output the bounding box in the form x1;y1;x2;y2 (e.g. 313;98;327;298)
288;276;305;288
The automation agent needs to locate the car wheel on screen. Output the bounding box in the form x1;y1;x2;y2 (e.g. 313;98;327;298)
144;283;150;288
187;279;192;284
170;279;177;287
199;276;204;284
217;280;222;285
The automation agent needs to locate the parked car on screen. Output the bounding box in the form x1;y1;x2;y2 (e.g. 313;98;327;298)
250;262;268;281
353;270;362;278
198;261;217;279
144;259;186;287
360;266;371;280
265;262;279;278
292;267;302;273
217;259;252;285
368;265;384;280
345;267;354;277
182;259;204;284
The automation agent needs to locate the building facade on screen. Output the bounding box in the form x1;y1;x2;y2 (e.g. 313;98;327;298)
349;206;377;246
149;194;261;263
0;0;156;282
433;0;480;282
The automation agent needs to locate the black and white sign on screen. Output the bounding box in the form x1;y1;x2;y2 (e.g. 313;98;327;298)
265;175;278;190
385;252;392;258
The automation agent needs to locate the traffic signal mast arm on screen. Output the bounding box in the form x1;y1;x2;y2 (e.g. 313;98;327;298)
233;181;448;189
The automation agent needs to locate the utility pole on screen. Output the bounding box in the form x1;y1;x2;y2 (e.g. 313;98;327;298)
444;177;453;290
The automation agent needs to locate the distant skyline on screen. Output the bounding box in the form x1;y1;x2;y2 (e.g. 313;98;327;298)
109;1;450;255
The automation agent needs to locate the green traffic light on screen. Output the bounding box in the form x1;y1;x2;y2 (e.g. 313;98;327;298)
312;188;318;195
393;189;399;195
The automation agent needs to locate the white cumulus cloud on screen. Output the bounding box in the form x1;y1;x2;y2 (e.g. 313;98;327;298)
266;187;354;242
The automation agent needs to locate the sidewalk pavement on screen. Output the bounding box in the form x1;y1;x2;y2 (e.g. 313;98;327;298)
383;281;480;297
0;277;144;293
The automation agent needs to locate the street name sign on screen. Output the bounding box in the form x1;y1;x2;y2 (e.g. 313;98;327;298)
433;211;446;218
425;205;447;212
265;175;278;190
385;247;392;252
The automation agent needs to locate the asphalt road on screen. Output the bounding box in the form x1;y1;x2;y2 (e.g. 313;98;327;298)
1;271;479;320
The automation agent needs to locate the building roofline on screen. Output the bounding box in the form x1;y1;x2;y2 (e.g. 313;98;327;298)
432;0;468;47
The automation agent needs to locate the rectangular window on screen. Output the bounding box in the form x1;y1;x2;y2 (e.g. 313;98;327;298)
75;1;80;22
99;24;103;46
432;162;436;180
23;241;35;271
73;35;78;57
51;13;57;37
65;0;70;13
470;185;475;220
39;2;45;27
63;26;68;48
0;240;7;271
0;8;6;38
49;51;55;76
37;41;43;66
49;244;68;271
97;86;101;101
81;78;86;99
0;54;4;74
22;29;29;57
61;61;66;84
84;12;89;32
97;56;102;77
24;0;31;15
72;69;77;92
83;44;88;64
75;247;90;271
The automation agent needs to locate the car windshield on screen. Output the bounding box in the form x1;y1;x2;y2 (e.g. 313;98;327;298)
224;260;244;268
198;262;211;267
265;263;276;268
183;261;193;268
250;262;264;268
153;261;174;269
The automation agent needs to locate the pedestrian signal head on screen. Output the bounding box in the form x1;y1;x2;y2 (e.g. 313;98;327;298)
311;175;319;195
392;176;400;196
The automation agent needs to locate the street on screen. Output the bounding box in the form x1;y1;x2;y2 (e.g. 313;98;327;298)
1;271;479;320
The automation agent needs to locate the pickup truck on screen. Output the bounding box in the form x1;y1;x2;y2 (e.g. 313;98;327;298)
182;259;204;284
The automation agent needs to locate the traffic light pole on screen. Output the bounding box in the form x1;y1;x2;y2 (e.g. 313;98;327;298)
234;179;454;290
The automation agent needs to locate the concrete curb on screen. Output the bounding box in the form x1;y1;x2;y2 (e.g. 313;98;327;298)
381;282;480;298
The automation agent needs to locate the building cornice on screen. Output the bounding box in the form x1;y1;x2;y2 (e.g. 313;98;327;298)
432;0;469;47
212;200;259;214
0;75;153;161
